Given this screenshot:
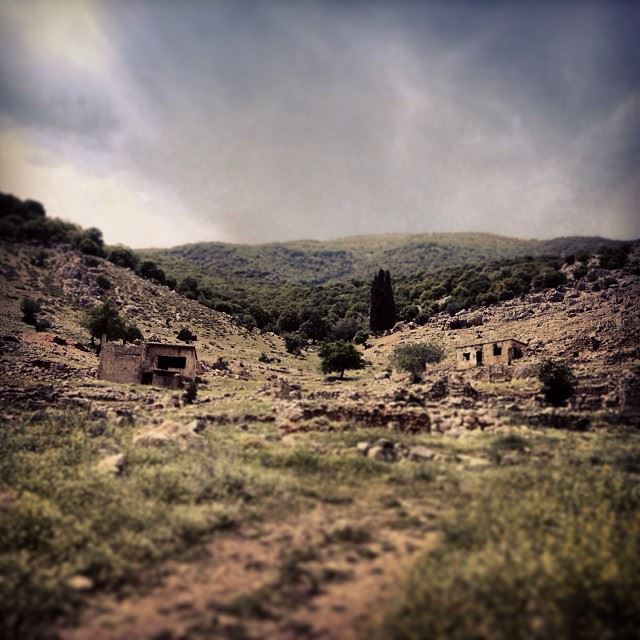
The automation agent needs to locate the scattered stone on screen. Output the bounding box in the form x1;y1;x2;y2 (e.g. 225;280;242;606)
355;441;371;455
133;420;205;449
408;446;439;461
67;575;94;591
96;453;126;476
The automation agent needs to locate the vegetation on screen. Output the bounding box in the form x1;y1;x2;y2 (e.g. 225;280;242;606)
81;300;142;345
20;297;41;326
391;342;445;382
176;327;197;343
377;453;640;640
319;341;365;378
598;244;629;270
183;381;198;404
538;359;577;406
370;269;396;335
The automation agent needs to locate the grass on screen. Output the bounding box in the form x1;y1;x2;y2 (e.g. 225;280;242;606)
375;431;640;640
3;406;639;640
0;409;292;638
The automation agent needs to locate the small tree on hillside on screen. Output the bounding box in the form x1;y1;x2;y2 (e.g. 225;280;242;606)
370;269;396;335
538;359;577;406
81;299;139;345
391;341;444;383
176;327;197;343
319;341;365;379
20;297;41;326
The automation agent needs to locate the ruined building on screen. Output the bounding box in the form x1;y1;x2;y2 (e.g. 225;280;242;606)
455;338;526;370
98;341;198;388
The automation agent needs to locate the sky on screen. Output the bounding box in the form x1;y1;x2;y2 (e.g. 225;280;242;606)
0;0;638;247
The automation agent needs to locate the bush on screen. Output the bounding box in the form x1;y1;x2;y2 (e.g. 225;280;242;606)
138;260;166;285
575;249;591;263
20;298;41;326
96;275;111;290
34;319;52;333
283;333;304;355
353;330;369;345
176;327;197;343
391;342;444;382
211;356;229;371
108;246;139;270
319;341;365;379
81;300;133;344
538;359;577;406
599;245;629;270
183;381;197;405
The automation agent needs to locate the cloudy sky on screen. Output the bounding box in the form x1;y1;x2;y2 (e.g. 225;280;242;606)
0;1;638;247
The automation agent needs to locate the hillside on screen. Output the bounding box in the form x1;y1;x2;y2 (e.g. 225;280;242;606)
2;234;640;639
143;232;617;286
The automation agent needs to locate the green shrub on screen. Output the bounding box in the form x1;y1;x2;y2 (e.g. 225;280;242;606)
176;327;197;343
96;274;111;290
107;246;139;270
391;342;444;382
20;297;41;326
283;332;304;355
538;359;577;406
319;341;365;378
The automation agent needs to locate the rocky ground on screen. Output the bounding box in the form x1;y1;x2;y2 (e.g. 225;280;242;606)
1;241;639;639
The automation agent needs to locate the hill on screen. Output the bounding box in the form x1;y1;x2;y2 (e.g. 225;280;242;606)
1;200;639;639
142;232;617;286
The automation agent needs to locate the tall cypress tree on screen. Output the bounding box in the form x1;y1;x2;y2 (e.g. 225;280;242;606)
369;269;396;335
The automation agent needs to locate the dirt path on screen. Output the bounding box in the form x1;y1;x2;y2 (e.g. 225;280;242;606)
59;498;439;640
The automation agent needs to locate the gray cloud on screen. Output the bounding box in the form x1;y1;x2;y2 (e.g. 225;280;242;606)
0;0;638;246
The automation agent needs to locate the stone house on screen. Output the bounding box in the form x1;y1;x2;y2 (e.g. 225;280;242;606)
98;340;198;388
455;338;526;370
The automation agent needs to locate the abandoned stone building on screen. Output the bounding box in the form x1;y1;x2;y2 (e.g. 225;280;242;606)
455;338;526;370
98;341;198;388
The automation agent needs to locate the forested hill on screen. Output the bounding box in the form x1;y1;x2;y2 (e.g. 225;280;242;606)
142;233;617;286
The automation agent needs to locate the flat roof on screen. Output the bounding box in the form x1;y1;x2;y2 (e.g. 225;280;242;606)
145;342;197;350
456;338;527;350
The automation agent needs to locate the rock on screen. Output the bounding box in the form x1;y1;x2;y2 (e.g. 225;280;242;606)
374;438;394;450
408;446;438;461
96;453;126;476
547;291;564;303
355;441;371;455
133;420;205;449
67;575;94;591
374;370;391;380
187;418;208;434
367;446;396;462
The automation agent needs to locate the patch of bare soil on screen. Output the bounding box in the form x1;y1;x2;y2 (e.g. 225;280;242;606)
59;499;438;640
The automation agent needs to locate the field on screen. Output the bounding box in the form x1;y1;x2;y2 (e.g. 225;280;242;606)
1;406;639;639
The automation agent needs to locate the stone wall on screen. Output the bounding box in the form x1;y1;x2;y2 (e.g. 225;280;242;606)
456;339;525;370
98;344;142;384
141;344;198;381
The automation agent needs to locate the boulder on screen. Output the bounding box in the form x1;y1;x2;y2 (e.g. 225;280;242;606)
96;453;126;476
133;420;205;449
408;446;439;461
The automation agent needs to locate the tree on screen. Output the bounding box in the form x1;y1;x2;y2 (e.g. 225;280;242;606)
176;327;197;343
319;341;365;379
370;269;396;335
108;245;139;270
20;297;41;326
283;332;303;355
391;342;444;383
81;299;129;344
138;260;166;285
538;359;577;406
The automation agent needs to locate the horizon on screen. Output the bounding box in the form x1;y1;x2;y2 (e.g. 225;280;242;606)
1;1;638;247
